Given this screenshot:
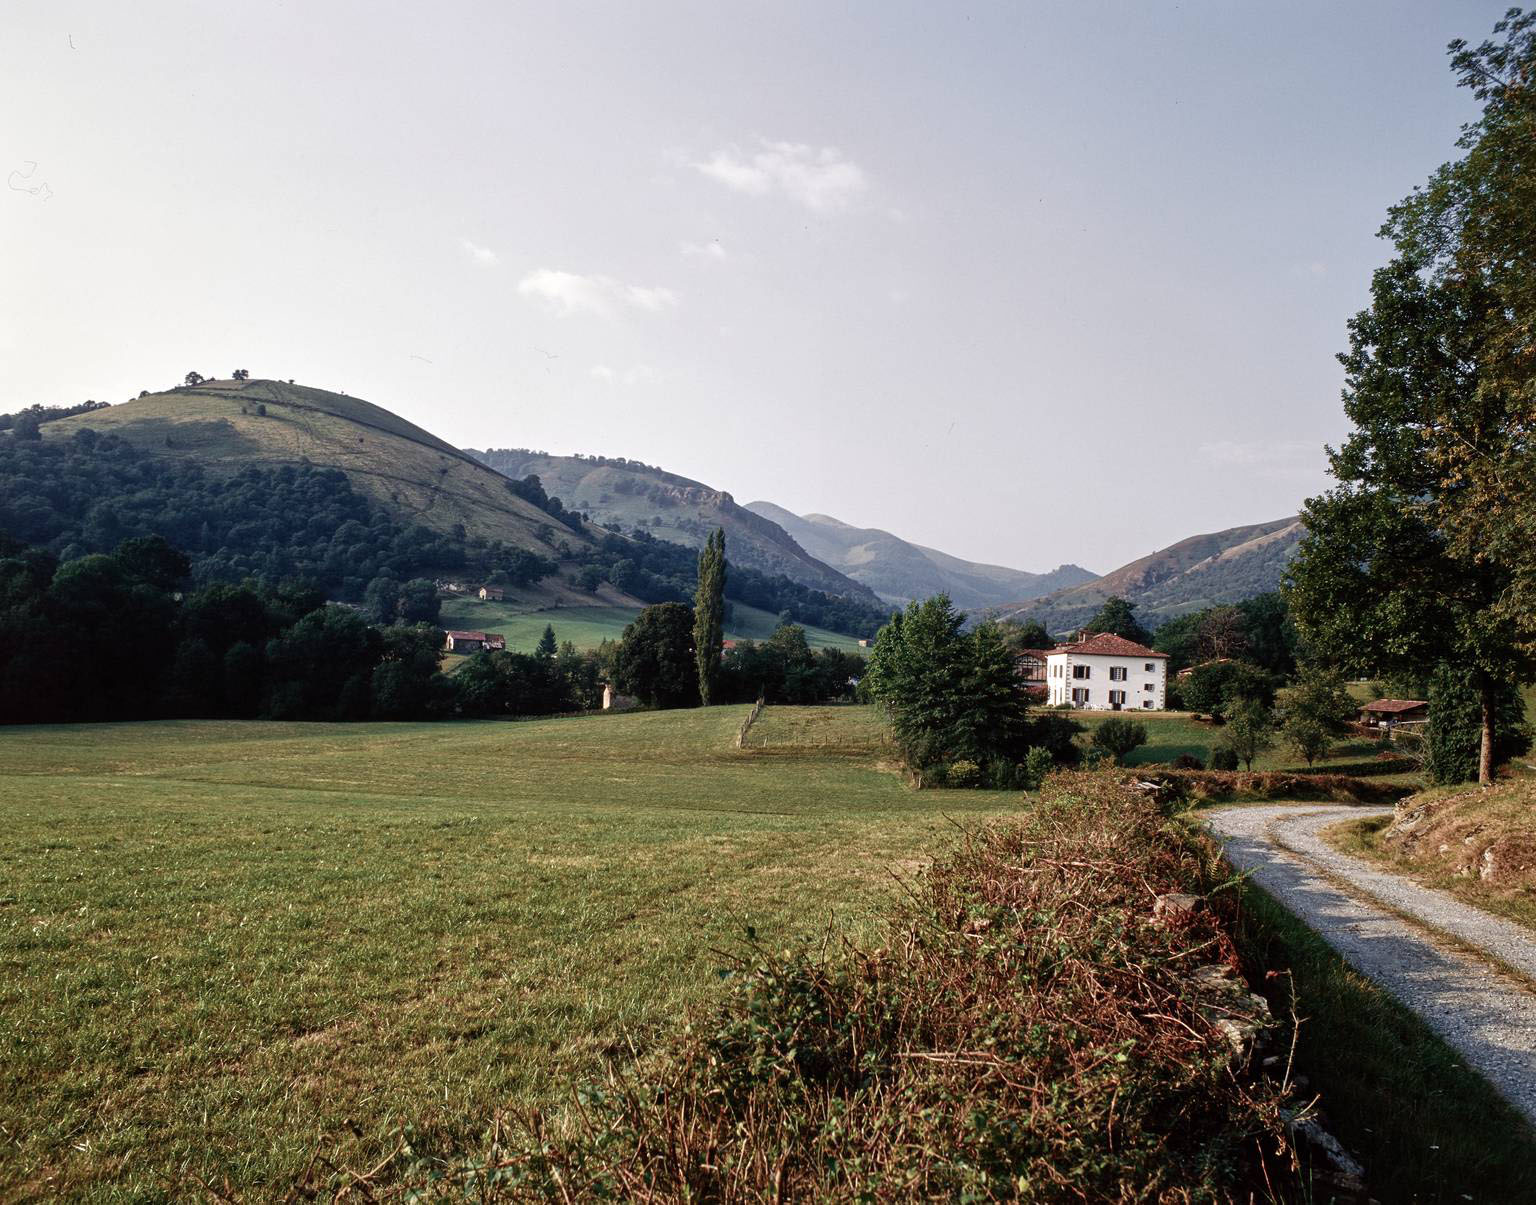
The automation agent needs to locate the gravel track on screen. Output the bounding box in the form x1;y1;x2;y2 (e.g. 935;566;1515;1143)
1205;803;1536;1125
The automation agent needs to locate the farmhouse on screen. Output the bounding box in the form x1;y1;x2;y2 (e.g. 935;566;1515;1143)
1359;698;1428;728
1015;648;1051;686
444;630;504;653
1045;633;1168;710
479;586;505;601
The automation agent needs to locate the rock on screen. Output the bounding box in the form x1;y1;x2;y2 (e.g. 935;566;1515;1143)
1189;964;1272;1062
1153;893;1201;920
1282;1108;1366;1196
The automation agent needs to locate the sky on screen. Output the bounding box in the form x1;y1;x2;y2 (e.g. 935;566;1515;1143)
1;1;1510;574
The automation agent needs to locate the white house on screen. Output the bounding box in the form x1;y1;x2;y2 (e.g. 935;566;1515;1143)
1044;633;1168;711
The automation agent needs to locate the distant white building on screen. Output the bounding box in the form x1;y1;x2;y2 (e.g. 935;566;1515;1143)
1045;633;1168;711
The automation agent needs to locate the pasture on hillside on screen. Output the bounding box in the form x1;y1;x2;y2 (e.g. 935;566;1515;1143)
0;705;1011;1199
438;597;867;653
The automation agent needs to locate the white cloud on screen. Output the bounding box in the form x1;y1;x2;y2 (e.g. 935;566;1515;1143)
692;140;868;212
461;239;499;266
681;239;728;261
517;269;678;318
591;363;656;386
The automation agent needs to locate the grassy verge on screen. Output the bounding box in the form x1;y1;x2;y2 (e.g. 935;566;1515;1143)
1234;882;1536;1201
1328;778;1536;933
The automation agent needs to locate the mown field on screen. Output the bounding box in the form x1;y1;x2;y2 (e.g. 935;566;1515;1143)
0;706;1012;1199
439;597;867;652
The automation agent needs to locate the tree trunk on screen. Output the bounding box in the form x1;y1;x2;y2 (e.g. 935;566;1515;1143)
1479;678;1495;786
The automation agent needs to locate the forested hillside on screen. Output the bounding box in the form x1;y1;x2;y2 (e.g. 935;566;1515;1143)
991;517;1303;634
468;448;881;601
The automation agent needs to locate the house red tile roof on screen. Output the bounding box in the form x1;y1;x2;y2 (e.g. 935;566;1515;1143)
1047;633;1167;659
1361;698;1428;714
446;630;491;641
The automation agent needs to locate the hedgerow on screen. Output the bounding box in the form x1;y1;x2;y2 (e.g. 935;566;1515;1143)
388;775;1303;1200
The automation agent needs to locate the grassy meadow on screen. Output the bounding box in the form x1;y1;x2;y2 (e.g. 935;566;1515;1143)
0;706;1013;1199
439;596;867;652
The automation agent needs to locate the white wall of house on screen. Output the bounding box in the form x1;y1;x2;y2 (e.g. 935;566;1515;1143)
1045;652;1166;710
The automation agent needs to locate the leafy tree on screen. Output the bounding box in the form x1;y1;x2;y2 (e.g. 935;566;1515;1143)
865;596;1030;782
453;649;569;717
1180;661;1274;721
396;578;441;625
1424;664;1532;784
693;528;727;704
1236;593;1299;676
1291;15;1536;784
1278;669;1357;767
1000;618;1054;653
184;371;204;386
263;605;381;720
372;624;453;719
363;575;401;625
1384;12;1536;655
536;623;558;660
1218;701;1275;772
613;602;698;709
1152;612;1205;674
1286;256;1532;785
1083;596;1150;645
232;368;250;381
1091;718;1147;765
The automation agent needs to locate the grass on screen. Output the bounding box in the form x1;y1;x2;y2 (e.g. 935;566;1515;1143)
45;379;585;555
1234;881;1536;1202
1071;709;1422;784
0;706;1015;1199
439;597;866;653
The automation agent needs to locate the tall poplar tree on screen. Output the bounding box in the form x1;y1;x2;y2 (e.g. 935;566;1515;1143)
693;528;727;705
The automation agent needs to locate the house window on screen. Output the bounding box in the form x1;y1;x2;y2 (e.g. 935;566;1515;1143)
1145;663;1155;672
1072;665;1091;679
1072;687;1089;705
1142;699;1153;708
1109;690;1127;705
1109;666;1127;681
1144;682;1154;691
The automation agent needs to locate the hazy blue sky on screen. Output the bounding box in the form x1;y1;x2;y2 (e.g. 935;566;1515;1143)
2;1;1509;573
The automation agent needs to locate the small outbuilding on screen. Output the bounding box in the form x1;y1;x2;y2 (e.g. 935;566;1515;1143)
479;586;506;601
445;630;493;653
1359;698;1428;728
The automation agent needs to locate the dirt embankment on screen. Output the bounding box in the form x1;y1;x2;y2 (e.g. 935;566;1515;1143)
1380;778;1536;893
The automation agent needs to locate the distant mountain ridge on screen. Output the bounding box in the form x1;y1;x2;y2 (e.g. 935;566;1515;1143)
988;516;1304;634
745;501;1095;611
466;449;879;602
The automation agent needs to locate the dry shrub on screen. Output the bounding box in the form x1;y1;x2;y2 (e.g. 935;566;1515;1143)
391;775;1301;1201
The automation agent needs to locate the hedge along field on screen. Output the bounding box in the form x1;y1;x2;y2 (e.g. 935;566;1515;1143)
0;707;1020;1199
1071;709;1422;784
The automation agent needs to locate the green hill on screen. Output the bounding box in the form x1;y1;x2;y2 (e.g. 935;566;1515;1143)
47;379;590;555
467;448;879;602
990;517;1303;634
